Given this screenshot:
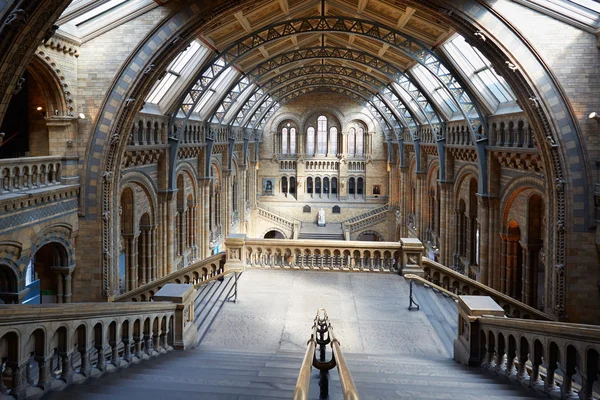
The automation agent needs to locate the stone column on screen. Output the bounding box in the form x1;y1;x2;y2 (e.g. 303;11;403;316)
415;171;426;241
151;226;157;281
55;272;64;304
438;181;453;266
222;170;232;237
199;178;211;258
500;234;508;294
166;191;176;274
522;245;531;304
398;166;409;238
63;273;72;303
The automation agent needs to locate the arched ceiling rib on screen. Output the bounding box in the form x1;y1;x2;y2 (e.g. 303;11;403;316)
169;12;488;146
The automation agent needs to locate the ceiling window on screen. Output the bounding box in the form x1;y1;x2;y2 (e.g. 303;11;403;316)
145;41;203;105
443;35;516;108
411;65;459;119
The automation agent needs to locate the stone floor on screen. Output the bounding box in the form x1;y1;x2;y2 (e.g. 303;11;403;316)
201;269;449;358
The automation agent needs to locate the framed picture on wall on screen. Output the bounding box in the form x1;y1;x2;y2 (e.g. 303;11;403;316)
262;178;275;195
373;185;381;195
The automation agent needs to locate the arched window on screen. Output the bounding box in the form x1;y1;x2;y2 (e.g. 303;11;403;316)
281;127;288;154
290;177;296;194
349;177;355;195
331;177;338;194
357;177;364;195
329;127;338;155
307;177;313;194
315;177;321;194
356;127;364;156
317;116;327;154
323;177;330;195
290;128;296;154
348;128;356;155
307;127;315;155
282;176;288;194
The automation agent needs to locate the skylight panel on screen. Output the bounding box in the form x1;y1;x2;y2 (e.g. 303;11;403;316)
170;41;201;74
71;0;129;27
411;65;458;118
145;72;177;104
570;0;600;13
443;35;516;108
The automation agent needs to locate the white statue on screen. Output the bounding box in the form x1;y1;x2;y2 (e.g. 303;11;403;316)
317;208;326;227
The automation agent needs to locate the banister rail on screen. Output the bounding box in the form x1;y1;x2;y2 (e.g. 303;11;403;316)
422;258;554;321
293;308;359;400
114;253;226;302
404;273;458;300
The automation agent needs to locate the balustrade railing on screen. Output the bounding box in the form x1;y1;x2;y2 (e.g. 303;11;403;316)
257;203;301;224
0;300;193;399
0;156;62;194
114;253;225;302
243;238;401;272
457;297;600;399
422;258;553;320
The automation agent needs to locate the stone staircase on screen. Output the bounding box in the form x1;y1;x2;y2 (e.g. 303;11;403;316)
44;271;542;400
298;222;344;240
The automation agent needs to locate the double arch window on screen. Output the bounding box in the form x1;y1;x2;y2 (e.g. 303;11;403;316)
348;126;365;157
280;123;297;155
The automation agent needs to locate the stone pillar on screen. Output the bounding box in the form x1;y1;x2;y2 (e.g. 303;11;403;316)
199;178;211;258
398;166;410;238
63;272;72;303
55;272;64;304
151;226;157;280
438;181;453;266
500;234;508;294
522;245;531;304
166;191;176;274
415;172;426;241
222;170;232;237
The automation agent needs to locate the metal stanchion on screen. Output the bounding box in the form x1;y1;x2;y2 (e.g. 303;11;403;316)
408;279;420;311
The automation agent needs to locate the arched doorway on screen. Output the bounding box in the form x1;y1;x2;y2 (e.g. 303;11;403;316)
29;241;72;304
0;264;18;304
356;231;382;241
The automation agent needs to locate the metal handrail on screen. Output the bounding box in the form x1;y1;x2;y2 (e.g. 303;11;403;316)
404;273;459;300
329;325;359;400
293;308;359;400
292;318;318;400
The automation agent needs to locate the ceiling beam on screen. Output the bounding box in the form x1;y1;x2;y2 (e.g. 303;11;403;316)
278;0;289;15
357;0;369;14
234;11;253;33
396;7;415;29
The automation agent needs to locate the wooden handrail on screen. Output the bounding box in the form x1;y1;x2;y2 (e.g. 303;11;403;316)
404;273;458;300
422;258;554;320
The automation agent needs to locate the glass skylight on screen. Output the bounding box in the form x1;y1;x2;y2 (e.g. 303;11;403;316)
71;0;129;27
145;41;204;105
443;35;515;108
411;65;459;119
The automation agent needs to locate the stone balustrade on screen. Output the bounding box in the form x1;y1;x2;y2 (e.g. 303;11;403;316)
257;207;296;231
223;235;405;272
0;293;196;399
455;296;600;399
113;253;226;302
422;258;553;320
0;156;78;195
342;204;389;233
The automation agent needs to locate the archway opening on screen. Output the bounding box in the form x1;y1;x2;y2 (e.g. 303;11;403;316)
264;230;285;239
30;241;70;304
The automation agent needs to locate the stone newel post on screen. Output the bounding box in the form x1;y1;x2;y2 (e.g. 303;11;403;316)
400;238;425;277
153;284;196;350
223;234;246;271
454;296;505;366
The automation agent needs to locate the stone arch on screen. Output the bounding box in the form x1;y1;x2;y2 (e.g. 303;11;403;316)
300;107;344;132
30;223;75;268
340;111;377;133
262;228;287;239
30;51;72;115
120;171;159;220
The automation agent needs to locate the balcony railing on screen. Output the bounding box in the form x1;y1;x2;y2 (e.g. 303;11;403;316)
0;156;78;195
